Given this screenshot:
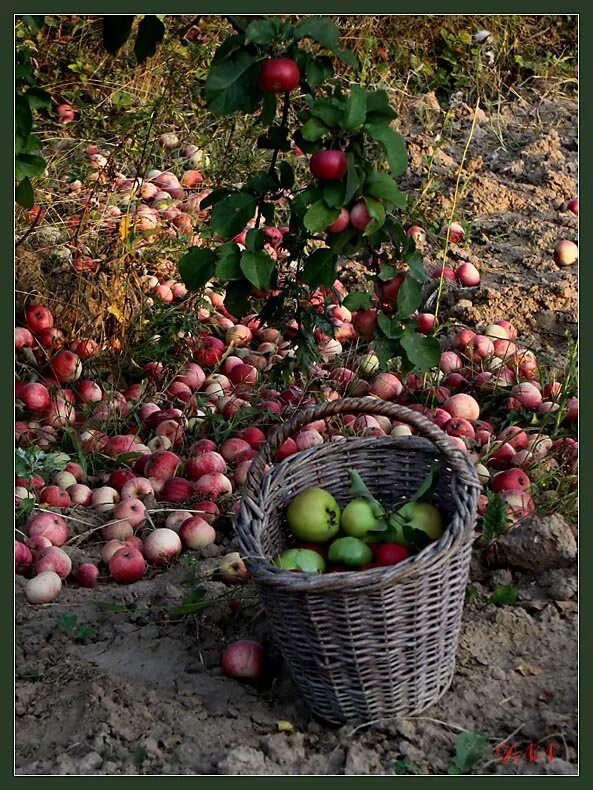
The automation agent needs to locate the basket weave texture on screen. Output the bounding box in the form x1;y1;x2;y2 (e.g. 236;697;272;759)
235;397;481;724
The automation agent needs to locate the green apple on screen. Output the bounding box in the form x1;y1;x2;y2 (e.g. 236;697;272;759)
393;502;443;546
327;537;373;568
341;498;381;538
277;548;326;573
286;487;341;543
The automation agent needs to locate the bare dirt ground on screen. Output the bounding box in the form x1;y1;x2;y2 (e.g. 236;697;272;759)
15;89;578;776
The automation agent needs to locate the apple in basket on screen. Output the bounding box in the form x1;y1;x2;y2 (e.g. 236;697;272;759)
276;548;326;573
286;487;341;543
390;502;444;547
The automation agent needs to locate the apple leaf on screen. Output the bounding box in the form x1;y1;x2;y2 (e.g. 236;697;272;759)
245;228;265;252
178;247;217;291
365;89;398;124
300;117;329;142
244;18;280;45
448;732;490;775
294;16;340;50
342;85;367;130
210;192;257;239
396;273;423;317
15;177;34;209
205;50;262;116
214;243;243;280
364;122;408;177
344;153;363;204
378;312;404;340
348;469;385;518
365;170;402;205
240;250;275;290
323;182;346;209
402;524;432;552
400;331;441;372
304;200;339;233
301;249;338;289
342;291;372;311
224;279;252;318
372;335;401;367
15;153;46;182
409;464;440;503
363;195;386;236
405;250;428;282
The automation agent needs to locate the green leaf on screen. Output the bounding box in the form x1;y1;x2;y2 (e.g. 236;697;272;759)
336;48;359;69
245;18;279;44
15;154;46;182
365;170;402;205
245;228;265;252
405;250;428;283
400;330;441;372
198;188;232;210
211;34;245;65
396;275;423;317
304;200;340;233
402;523;432;552
25;87;51;110
300;117;329;142
305;57;334;87
244;170;278;196
363;196;386;236
365;89;398;124
225;279;252;317
19;15;46;32
373;335;400;367
488;585;519;606
342;85;367;130
377;312;403;340
323;183;346;209
344;153;362;204
134;15;165;64
102;15;135;54
240;250;275;290
15;94;33;153
295;17;340;50
310;98;344;127
410;464;440;502
448;732;490;775
257;124;291;151
343;291;372;311
210;192;257;239
16;177;34;209
278;161;294;189
482;491;507;544
178;247;217;291
364;123;408;177
215;243;243;280
259;91;277;126
327;226;359;254
205;51;262;116
301;249;338;289
378;265;398;281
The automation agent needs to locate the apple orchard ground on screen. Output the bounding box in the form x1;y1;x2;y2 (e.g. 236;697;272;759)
15;91;577;775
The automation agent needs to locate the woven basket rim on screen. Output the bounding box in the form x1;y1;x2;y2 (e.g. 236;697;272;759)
235;434;480;594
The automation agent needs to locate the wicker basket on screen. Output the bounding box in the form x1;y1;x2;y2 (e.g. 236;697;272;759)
235;397;481;725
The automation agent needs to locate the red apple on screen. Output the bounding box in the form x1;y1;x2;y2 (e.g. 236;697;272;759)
76;563;99;588
27;512;69;546
109;547;146;584
221;640;265;681
349;199;372;231
25;303;53;333
179;516;216;550
374;543;411;566
259;58;300;93
327;207;350;233
309;150;347;181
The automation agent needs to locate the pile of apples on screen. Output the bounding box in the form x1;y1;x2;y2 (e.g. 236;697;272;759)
15;287;577;604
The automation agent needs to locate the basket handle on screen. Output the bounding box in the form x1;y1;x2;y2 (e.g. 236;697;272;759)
246;396;480;489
